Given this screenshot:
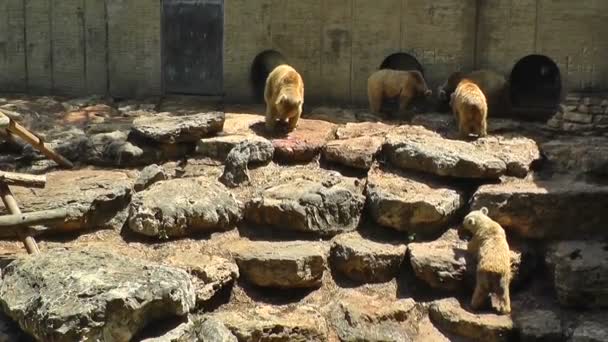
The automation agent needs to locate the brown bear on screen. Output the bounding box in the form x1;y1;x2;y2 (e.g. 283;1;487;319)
463;207;512;314
438;69;511;117
450;79;488;139
367;69;432;117
264;64;304;132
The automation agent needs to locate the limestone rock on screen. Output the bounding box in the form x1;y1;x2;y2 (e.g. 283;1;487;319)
245;178;365;237
386;129;506;179
134;164;168;192
471;179;608;239
571;318;608;342
541;137;608;177
429;298;514;342
366;166;464;236
128;177;242;238
514;309;563;342
325;293;424;342
140;316;237;342
196;134;273;163
408;229;534;291
335;121;393;139
166;254;239;306
131;112;225;143
546;241;608;308
212;305;328;341
323;136;383;170
0;169;133;238
330;232;406;283
472;134;541;178
271;119;336;163
0;248;196;342
219;139;274;188
229;240;327;288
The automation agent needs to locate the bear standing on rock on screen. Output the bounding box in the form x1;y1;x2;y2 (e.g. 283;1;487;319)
264;64;304;132
367;69;432;117
462;207;512;315
450;79;488;139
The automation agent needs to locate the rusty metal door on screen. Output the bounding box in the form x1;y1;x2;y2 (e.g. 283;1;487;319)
162;0;224;95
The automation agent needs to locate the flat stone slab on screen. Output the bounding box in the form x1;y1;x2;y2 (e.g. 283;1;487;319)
366;166;465;236
386;127;507;179
546;241;608;309
429;298;514;342
228;240;327;288
271;119;336;163
408;229;534;292
0;169;134;237
212;305;328;341
131;111;225;143
245;178;365;237
472;134;540;178
513;309;563;341
335;121;394;139
196;134;273;163
471;179;608;239
330;232;406;283
325;292;425;342
0;248;196;342
541;136;608;177
323;136;383;170
128;177;242;238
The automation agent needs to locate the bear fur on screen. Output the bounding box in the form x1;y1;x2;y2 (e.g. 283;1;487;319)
264;64;304;132
438;69;511;117
450;79;488;139
463;207;512;314
367;69;432;116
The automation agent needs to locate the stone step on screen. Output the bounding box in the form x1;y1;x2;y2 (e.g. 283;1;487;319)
471;178;608;239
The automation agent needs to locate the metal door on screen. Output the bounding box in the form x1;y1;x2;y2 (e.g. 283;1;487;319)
162;0;224;95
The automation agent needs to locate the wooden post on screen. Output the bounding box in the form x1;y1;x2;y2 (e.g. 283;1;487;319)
0;208;71;229
0;182;40;254
0;112;74;169
0;171;46;188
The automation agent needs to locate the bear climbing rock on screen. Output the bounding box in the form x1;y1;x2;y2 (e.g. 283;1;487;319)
438;69;511;117
462;207;512;315
264;64;304;132
367;69;432;117
450;79;488;139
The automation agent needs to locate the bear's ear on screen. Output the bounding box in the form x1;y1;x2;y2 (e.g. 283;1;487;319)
480;207;489;215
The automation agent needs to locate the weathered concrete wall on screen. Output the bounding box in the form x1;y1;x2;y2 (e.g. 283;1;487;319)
476;0;608;93
1;0;607;102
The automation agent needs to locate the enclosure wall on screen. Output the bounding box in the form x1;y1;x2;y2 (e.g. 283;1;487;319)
1;0;607;102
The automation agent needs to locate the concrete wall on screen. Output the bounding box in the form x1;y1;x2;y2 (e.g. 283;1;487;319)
1;0;607;102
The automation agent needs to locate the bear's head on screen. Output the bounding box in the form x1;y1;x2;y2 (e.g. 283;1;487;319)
463;207;490;233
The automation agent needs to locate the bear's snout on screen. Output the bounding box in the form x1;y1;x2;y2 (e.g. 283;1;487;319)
438;88;447;100
424;89;433;97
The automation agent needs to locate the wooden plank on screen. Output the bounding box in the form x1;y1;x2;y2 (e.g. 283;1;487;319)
0;207;70;229
25;0;53;94
51;0;86;95
0;183;40;254
0;171;46;188
84;0;108;94
0;0;27;92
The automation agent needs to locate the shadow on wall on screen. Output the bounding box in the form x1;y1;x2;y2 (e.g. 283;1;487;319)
250;50;288;103
509;54;562;121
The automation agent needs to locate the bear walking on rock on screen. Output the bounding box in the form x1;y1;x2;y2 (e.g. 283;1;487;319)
450;79;488;139
367;69;432;117
462;207;512;314
264;64;304;132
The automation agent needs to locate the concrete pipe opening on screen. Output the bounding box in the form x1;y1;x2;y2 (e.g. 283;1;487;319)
510;54;562;120
380;53;424;75
250;50;288;103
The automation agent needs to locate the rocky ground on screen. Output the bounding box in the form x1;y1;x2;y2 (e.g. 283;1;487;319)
0;93;607;341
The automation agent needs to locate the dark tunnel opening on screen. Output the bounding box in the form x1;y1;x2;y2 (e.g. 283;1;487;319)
510;54;562;120
380;53;424;75
250;50;288;103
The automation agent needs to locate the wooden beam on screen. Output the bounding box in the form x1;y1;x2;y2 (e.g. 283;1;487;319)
0;112;74;169
0;171;46;188
0;183;40;254
0;207;71;228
